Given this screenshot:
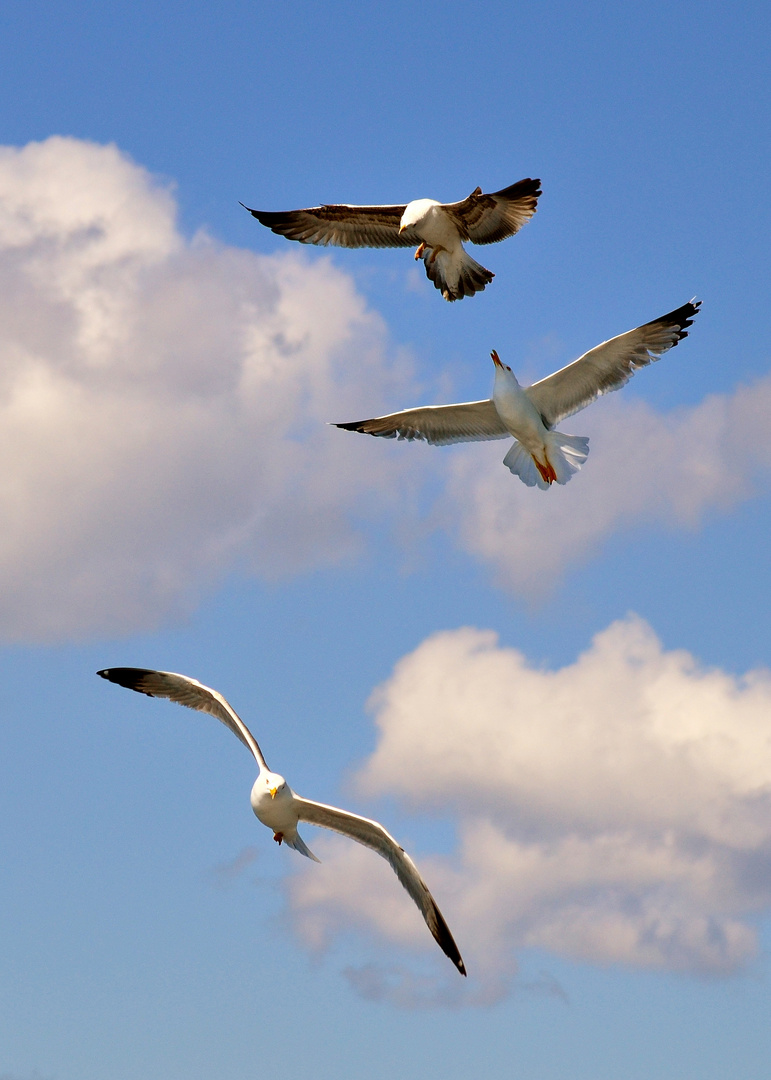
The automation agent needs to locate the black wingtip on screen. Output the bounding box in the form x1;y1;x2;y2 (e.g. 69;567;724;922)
438;926;467;977
429;900;467;975
332;420;374;435
97;667;158;696
493;176;542;200
650;298;702;340
240;205;294;229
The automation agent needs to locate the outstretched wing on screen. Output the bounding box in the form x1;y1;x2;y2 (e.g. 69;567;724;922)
241;202;420;248
445;178;541;245
97;668;268;770
333;399;509;445
526;300;702;429
294;796;466;975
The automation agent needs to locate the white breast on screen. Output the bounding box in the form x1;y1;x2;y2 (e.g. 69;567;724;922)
404;201;462;249
251;781;298;833
493;379;548;452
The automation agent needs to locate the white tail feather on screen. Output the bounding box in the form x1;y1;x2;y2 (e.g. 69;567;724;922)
503;432;590;488
546;431;590;483
285;830;320;862
503;440;546;487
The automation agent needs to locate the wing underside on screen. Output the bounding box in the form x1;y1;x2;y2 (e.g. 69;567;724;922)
295;796;466;974
242;202;420;248
446;177;542;245
333;399;509;445
526;300;701;428
97;668;269;769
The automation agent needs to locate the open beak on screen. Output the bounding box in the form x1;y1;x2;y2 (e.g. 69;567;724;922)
269;787;278;799
491;350;503;368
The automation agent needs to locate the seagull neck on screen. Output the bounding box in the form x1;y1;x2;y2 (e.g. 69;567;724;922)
494;369;521;396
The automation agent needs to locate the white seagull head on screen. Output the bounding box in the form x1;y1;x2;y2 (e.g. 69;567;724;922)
491;349;519;386
258;770;287;800
399;198;439;233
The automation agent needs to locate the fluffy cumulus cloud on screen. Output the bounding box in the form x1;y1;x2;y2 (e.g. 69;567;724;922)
288;616;771;1003
443;380;771;597
0;136;421;640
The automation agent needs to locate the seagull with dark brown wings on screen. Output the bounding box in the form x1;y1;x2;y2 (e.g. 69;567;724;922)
242;178;541;301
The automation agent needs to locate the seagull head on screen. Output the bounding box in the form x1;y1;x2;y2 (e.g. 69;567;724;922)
491;350;519;389
492;350;515;373
399;198;436;233
263;771;287;800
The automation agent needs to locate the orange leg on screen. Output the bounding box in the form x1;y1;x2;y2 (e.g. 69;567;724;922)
414;242;426;260
534;457;557;485
273;832;284;845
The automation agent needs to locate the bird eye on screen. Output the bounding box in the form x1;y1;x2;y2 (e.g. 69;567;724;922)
506;365;512;372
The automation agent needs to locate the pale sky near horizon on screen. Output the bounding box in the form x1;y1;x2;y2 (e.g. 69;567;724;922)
1;2;771;1078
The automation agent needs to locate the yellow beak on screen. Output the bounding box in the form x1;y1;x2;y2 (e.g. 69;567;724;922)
269;787;278;799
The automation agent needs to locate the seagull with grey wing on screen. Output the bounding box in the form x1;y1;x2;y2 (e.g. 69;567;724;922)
97;668;466;976
334;301;701;488
242;178;541;301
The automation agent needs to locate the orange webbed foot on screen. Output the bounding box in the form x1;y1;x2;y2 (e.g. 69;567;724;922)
414;242;426;260
534;458;557;485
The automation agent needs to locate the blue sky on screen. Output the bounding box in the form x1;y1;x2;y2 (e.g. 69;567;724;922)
1;1;771;1077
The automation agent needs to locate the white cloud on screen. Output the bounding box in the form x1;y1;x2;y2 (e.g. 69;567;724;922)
0;137;419;641
444;381;771;597
288;617;771;1002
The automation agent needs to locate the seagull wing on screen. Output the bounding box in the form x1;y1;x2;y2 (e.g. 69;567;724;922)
526;300;702;428
241;202;421;249
445;178;541;245
333;399;509;445
97;668;269;770
294;796;466;975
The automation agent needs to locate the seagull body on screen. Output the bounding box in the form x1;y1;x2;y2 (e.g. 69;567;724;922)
334;300;701;488
242;178;541;301
97;667;466;975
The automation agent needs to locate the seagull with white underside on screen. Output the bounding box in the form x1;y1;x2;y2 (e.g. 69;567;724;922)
334;300;701;488
97;667;466;975
242;178;541;301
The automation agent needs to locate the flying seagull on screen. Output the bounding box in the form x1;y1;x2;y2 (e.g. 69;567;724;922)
334;300;701;488
97;667;466;975
242;178;541;301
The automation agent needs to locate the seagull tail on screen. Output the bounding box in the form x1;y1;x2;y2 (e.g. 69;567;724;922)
285;829;321;862
422;247;494;301
503;432;589;488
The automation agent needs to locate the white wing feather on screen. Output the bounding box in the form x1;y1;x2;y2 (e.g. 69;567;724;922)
294;796;466;975
333;399;509;445
97;668;268;770
526;301;701;428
